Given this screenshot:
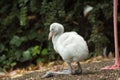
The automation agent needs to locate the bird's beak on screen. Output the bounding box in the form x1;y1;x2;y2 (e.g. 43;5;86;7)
48;32;54;40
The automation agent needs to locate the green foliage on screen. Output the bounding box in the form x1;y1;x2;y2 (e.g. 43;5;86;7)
0;0;120;70
31;46;40;56
87;1;113;56
41;48;48;56
10;36;27;47
88;32;109;56
0;44;5;52
22;50;31;61
19;0;28;26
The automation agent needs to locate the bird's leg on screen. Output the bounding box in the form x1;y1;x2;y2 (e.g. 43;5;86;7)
101;58;120;70
67;62;74;74
101;0;120;70
50;62;73;75
66;62;82;75
42;70;71;78
42;62;73;78
74;62;82;75
77;62;82;73
42;62;83;78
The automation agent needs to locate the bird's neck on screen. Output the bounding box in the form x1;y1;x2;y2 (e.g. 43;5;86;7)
52;33;62;46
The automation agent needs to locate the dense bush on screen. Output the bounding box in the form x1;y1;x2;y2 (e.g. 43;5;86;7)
0;0;120;70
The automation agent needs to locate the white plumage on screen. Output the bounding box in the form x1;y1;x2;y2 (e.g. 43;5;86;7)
48;22;89;74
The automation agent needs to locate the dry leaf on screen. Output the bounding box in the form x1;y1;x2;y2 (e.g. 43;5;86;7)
0;72;6;78
10;71;17;76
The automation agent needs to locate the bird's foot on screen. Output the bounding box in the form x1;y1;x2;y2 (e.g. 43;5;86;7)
72;69;82;75
42;70;71;78
101;63;120;70
42;71;54;78
60;70;71;74
55;69;82;75
42;69;82;78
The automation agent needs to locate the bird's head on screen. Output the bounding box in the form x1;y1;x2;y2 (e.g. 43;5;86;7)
48;22;64;40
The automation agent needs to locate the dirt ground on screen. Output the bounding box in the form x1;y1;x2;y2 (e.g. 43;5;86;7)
2;59;120;80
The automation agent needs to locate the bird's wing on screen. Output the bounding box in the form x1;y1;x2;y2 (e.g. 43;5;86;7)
56;32;83;52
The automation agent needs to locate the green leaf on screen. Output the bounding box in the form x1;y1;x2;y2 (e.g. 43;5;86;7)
0;44;5;52
10;36;22;47
15;50;22;61
31;45;40;56
11;62;16;67
10;36;27;47
20;6;27;26
22;50;31;61
41;48;48;56
21;36;28;42
27;31;37;40
36;58;45;64
0;55;6;62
